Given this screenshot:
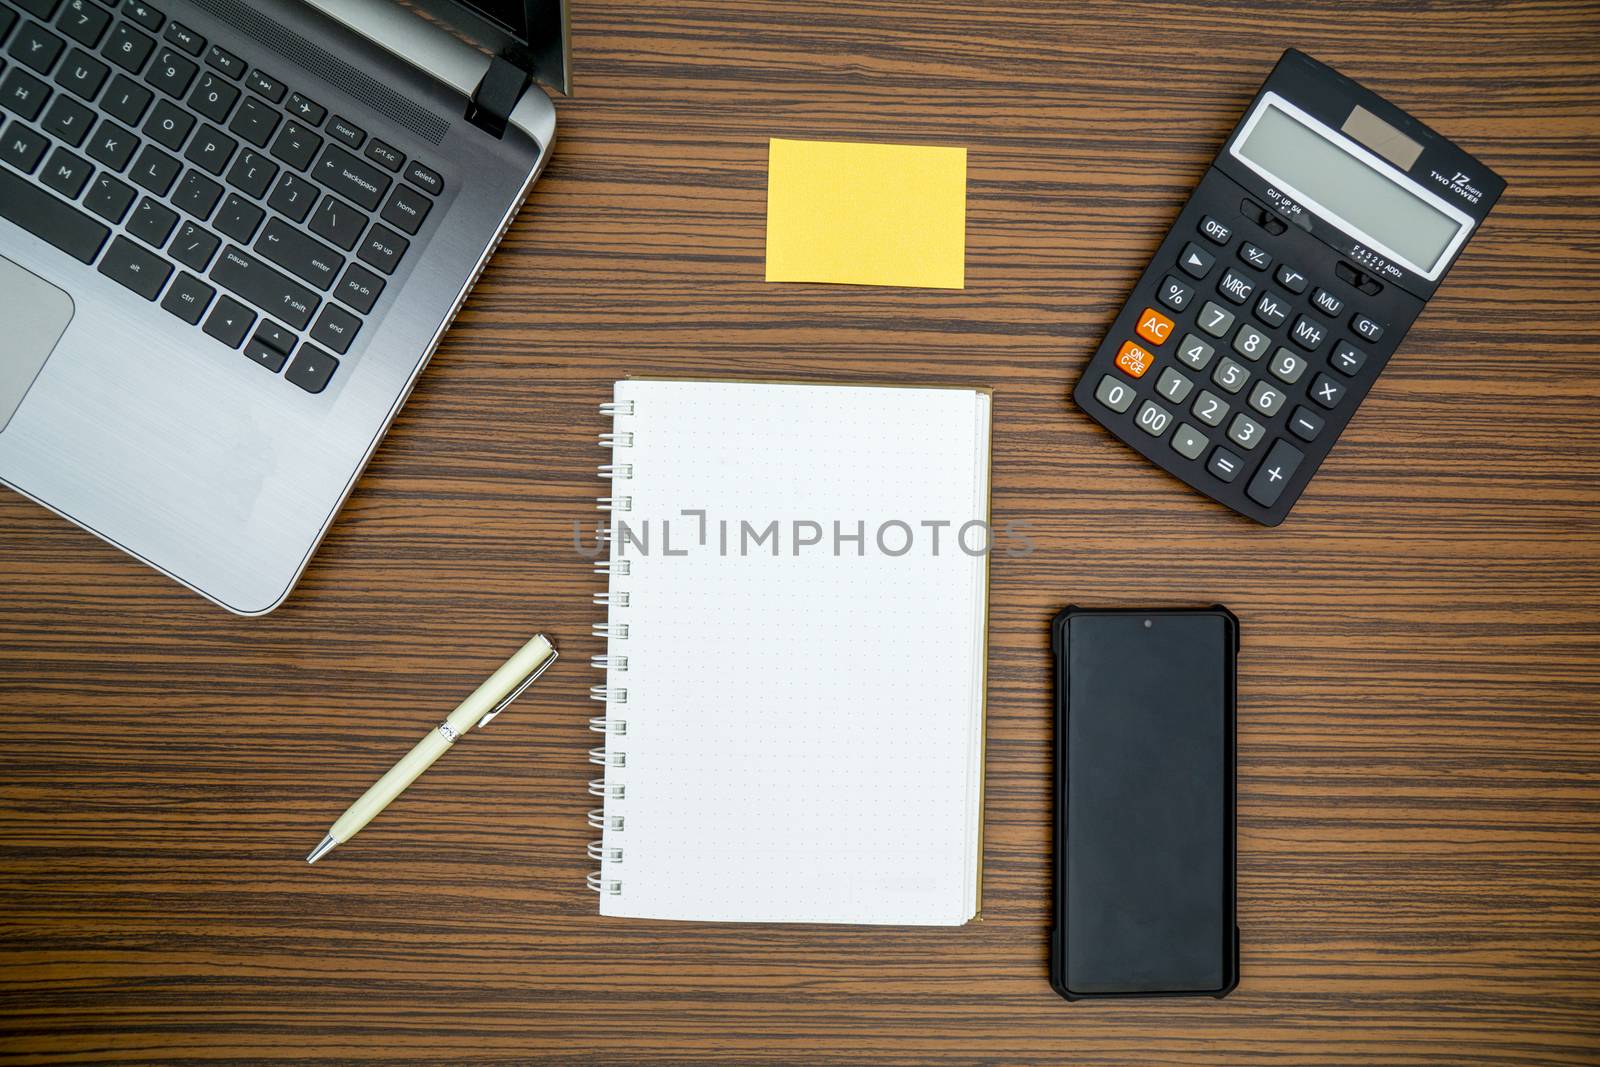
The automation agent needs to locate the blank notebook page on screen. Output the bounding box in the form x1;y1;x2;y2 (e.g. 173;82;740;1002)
592;379;990;924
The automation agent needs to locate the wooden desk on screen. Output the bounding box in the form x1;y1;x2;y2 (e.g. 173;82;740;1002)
3;2;1598;1062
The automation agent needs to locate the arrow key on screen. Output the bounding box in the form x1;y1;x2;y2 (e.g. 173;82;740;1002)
202;293;255;349
1176;241;1214;279
1246;439;1305;508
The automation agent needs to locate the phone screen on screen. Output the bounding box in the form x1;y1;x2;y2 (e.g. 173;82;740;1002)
1059;610;1235;996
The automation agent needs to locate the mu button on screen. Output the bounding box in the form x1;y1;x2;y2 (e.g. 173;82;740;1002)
1135;306;1175;346
1114;340;1156;379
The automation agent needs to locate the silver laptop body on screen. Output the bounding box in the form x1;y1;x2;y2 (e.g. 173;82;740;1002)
0;0;566;613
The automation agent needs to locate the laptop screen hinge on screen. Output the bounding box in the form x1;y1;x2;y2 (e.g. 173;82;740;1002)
466;51;533;139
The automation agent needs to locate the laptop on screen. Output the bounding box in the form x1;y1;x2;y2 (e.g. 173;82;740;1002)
0;0;567;613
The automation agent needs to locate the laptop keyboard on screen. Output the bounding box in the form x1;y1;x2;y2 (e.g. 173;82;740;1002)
0;0;444;394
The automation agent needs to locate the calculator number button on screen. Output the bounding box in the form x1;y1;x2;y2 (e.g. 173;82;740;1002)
1192;390;1229;427
1217;268;1254;305
1114;340;1156;379
1171;423;1208;460
1246;439;1305;508
1254;290;1289;328
1330;341;1368;376
1232;324;1270;361
1176;333;1215;371
1095;374;1136;413
1177;242;1214;278
1269;347;1307;384
1135;307;1175;346
1351;312;1384;343
1212;357;1249;395
1238;242;1272;270
1155;366;1193;404
1207;447;1243;483
1290;314;1327;351
1309;373;1347;409
1157;274;1194;312
1311;288;1345;316
1227;413;1265;451
1274;264;1308;293
1199;215;1232;245
1197;301;1235;338
1249;381;1286;417
1288;405;1324;441
1135;400;1173;438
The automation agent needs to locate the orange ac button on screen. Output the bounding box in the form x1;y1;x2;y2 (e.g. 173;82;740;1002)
1114;340;1156;379
1135;306;1175;346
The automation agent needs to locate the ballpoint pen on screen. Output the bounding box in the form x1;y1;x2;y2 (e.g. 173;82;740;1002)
306;633;558;864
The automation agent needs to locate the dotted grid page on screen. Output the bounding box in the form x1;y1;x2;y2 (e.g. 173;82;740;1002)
596;379;990;925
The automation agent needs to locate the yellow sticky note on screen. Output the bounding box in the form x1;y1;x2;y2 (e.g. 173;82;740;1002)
765;138;967;289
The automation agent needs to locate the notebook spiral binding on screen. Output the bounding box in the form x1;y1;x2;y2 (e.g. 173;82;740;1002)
588;398;634;896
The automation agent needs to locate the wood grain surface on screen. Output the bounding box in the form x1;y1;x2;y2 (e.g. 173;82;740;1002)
4;1;1599;1063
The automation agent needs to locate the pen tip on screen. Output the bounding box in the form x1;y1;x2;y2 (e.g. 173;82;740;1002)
306;834;338;864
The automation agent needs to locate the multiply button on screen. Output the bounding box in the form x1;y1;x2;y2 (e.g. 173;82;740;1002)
1309;373;1346;409
1245;439;1304;508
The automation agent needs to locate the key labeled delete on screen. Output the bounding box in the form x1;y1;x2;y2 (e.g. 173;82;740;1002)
764;137;966;289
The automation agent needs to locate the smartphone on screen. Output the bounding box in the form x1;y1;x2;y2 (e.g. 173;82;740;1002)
1050;606;1239;1000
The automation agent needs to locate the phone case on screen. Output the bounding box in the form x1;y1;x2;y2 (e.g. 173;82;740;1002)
1049;605;1239;1001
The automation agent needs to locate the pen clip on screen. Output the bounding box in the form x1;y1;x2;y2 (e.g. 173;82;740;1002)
479;646;559;728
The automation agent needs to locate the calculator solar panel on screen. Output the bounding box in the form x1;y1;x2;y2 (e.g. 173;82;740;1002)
1073;49;1505;525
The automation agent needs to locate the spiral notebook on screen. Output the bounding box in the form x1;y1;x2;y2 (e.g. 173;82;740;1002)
587;379;991;925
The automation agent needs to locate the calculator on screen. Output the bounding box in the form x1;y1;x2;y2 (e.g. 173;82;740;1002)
1073;49;1504;525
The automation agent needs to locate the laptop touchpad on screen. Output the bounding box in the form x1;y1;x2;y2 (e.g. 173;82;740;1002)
0;255;74;433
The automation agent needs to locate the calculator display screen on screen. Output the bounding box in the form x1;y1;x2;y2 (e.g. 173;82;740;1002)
1231;96;1470;279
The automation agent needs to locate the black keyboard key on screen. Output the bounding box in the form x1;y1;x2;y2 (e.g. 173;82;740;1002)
1308;373;1347;410
213;192;261;241
224;146;274;198
0;8;15;44
161;20;201;56
85;116;134;168
170;219;217;270
285;343;337;393
183;122;234;175
379;182;429;235
243;67;283;102
14;0;63;18
1330;341;1368;376
286;90;323;124
334;261;382;314
41;93;92;144
126;194;174;246
128;141;178;193
0;162;108;260
121;0;163;31
51;47;107;99
326;114;363;148
1245;439;1304;509
141;97;190;148
253;319;294;353
227;93;277;147
402;160;441;195
100;72;148;122
186;70;234;122
160;269;212;323
1;118;50;171
100;21;153;73
1287;406;1324;443
171;166;219;217
97;233;169;297
82;171;133;221
8;22;66;75
39;144;91;197
269;118;319;170
255;216;339;290
312;141;387;209
307;193;361;250
201;292;252;347
208;243;318;327
363;137;401;172
265;170;314;221
57;0;111;47
204;44;241;79
143;45;193;97
243;334;287;372
356;222;406;274
308;302;358;354
1;66;51;120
